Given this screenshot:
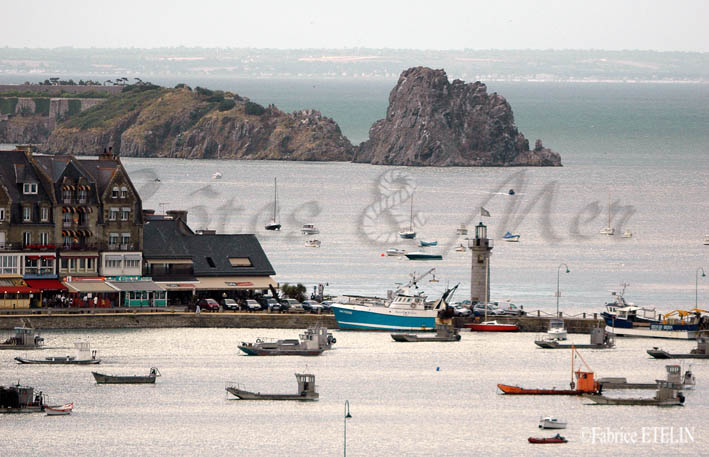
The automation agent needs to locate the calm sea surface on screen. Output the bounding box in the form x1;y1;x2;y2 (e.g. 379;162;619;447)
2;80;708;456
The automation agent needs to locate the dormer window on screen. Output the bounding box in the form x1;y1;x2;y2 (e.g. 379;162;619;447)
112;186;119;199
120;186;128;199
0;208;5;221
23;183;38;195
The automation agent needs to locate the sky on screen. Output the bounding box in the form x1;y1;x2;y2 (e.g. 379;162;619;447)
3;0;709;52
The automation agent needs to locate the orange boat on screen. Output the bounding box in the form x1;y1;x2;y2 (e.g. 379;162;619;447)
498;346;600;395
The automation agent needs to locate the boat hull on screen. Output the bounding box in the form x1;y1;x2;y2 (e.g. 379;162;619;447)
405;253;442;260
539;422;567;430
92;372;157;384
390;333;461;342
226;387;318;401
497;384;583;395
238;345;324;356
466;323;519;332
0;345;44;350
647;349;709;359
528;437;567;444
15;357;100;365
584;394;683;406
332;304;436;331
264;224;281;231
535;340;612;349
605;325;696;340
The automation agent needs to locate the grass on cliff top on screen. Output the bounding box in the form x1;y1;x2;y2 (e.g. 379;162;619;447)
60;86;167;130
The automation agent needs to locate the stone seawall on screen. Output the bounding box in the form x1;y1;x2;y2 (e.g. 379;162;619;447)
0;312;338;330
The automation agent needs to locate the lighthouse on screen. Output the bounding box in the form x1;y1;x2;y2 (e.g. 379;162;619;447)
468;222;493;303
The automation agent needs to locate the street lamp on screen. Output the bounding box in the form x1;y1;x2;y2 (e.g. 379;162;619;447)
344;400;352;457
697;267;706;308
556;264;570;318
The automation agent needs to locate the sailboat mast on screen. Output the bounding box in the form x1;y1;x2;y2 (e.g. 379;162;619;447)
409;194;414;231
273;177;278;221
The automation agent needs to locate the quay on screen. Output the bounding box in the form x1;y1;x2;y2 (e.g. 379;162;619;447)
0;308;602;332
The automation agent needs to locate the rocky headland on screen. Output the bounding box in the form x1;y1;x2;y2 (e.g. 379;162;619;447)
6;68;560;166
355;67;561;166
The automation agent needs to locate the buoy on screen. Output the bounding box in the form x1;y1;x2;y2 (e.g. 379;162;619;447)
381;253;385;257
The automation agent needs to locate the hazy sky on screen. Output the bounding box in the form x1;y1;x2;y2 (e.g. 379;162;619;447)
4;0;708;51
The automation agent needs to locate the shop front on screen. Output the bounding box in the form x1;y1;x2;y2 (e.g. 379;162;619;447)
62;279;119;308
107;280;168;307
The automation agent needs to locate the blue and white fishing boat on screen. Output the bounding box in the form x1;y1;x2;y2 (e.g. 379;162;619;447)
601;286;705;340
502;232;520;242
331;276;457;331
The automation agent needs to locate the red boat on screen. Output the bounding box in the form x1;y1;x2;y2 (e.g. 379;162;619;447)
528;435;567;444
498;346;600;395
465;320;519;332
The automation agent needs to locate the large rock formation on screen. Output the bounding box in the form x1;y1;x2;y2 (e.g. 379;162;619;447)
354;67;561;166
42;86;354;161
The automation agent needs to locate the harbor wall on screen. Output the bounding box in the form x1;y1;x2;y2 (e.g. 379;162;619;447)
0;310;604;332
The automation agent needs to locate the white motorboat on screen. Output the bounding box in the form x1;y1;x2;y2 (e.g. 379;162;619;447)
456;224;468;236
539;416;567;429
547;319;567;341
399;194;416;239
46;402;74;416
304;239;321;248
704;235;709;246
212;171;222;180
502;232;520;242
386;248;407;256
301;224;320;235
622;230;633;238
455;244;466;252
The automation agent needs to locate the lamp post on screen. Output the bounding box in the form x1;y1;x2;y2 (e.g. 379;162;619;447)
556;264;570;318
344;400;352;457
697;267;706;307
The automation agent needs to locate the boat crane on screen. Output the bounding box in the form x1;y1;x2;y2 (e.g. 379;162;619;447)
408;268;436;289
570;345;594;390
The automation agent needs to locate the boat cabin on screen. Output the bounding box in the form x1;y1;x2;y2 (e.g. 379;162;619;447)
574;370;598;393
295;373;317;397
1;326;43;347
694;331;709;355
389;289;428;310
590;327;614;346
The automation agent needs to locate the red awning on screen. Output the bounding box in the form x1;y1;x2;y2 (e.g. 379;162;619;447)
0;286;40;294
24;279;67;291
25;255;40;260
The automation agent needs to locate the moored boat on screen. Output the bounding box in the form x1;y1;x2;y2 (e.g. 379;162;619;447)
92;367;161;384
535;327;615;349
46;402;73;416
418;240;438;247
0;326;44;350
386;248;407;256
598;365;695;390
647;330;709;359
391;323;461;342
226;373;318;401
304;239;321;248
405;251;442;261
456;224;468;236
584;381;685;406
238;326;335;356
15;341;100;364
301;223;320;235
539;416;567;429
528;435;567;444
502;232;520;242
0;383;46;414
265;178;281;231
331;277;455;331
546;318;567;340
398;194;416;239
466;320;519;332
498;346;599;395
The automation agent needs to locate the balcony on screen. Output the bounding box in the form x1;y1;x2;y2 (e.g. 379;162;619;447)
60;243;97;252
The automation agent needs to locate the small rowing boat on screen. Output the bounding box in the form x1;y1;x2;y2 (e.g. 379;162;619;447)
528;435;567;444
46;402;73;416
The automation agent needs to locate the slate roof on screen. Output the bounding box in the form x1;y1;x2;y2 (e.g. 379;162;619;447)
143;216;276;276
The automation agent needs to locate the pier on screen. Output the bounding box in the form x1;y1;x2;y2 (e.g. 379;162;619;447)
0;308;603;332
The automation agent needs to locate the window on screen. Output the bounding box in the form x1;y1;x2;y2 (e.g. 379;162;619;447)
125;259;140;269
63;235;72;247
69;258;77;270
121;208;130;221
39;232;49;245
109;233;119;246
23;206;31;222
0;208;5;221
22;232;31;246
60;258;68;269
23;183;38;194
40;207;49;222
109;208;119;221
106;258;122;269
120;233;131;245
0;255;19;274
78;189;87;201
120;186;128;198
63;188;72;201
63;212;71;223
79;258;86;269
228;257;253;267
111;186;119;198
87;258;95;270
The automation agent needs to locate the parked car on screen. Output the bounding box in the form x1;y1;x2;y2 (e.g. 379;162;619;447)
472;303;503;317
284;299;305;313
320;301;334;313
453;305;472;317
497;303;526;316
221;298;239;311
244;299;262;312
198;298;220;312
266;298;284;313
302;300;324;314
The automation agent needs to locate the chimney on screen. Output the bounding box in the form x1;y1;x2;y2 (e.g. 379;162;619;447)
166;210;188;222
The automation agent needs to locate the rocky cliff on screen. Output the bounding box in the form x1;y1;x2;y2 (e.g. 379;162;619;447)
0;114;51;144
42;86;354;161
354;67;561;166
